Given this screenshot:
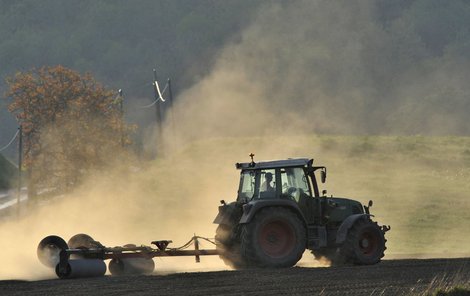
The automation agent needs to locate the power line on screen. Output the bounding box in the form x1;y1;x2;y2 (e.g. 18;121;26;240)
0;129;19;152
137;81;169;109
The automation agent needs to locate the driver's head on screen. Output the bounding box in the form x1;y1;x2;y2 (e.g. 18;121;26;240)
265;172;273;181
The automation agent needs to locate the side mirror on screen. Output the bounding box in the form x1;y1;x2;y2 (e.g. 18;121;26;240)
321;170;326;183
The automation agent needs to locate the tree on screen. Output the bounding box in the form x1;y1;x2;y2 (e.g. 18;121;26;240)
4;65;133;196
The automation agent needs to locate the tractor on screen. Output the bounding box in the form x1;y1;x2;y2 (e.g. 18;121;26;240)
214;155;390;268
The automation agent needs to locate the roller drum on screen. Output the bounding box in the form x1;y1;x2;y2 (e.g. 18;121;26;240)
55;259;106;279
108;258;155;276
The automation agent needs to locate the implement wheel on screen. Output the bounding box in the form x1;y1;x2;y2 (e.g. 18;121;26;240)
68;233;101;259
68;233;96;249
240;207;306;267
109;258;155;276
37;235;68;268
109;244;155;275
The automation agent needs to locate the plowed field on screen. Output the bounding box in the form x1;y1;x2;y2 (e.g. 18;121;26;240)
1;258;469;295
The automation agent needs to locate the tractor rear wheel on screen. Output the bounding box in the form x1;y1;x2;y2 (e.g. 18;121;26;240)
339;218;386;265
240;207;306;268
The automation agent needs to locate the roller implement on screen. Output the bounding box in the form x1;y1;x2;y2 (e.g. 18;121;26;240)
37;156;390;279
37;234;217;279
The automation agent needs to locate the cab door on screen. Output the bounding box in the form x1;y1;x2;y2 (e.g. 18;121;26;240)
280;167;316;223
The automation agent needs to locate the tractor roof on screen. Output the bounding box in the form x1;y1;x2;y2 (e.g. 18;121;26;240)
235;158;313;170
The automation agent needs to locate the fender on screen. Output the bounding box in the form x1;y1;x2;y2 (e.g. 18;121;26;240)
238;199;307;225
213;202;241;226
335;214;373;244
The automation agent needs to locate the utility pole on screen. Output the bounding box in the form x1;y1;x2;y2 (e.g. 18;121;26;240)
118;89;125;147
168;78;174;121
167;78;176;151
17;125;22;216
153;69;163;155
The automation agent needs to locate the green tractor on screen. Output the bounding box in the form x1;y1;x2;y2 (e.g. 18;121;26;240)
214;156;390;268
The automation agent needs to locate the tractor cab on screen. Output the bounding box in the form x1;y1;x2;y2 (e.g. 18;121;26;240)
236;158;326;202
234;158;329;224
237;166;307;202
236;158;327;203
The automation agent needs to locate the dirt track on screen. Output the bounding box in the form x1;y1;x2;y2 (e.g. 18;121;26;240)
0;258;469;295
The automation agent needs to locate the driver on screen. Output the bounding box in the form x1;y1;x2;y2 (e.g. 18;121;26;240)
261;172;274;192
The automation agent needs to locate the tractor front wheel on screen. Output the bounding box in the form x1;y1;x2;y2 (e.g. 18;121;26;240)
339;218;386;265
240;207;306;268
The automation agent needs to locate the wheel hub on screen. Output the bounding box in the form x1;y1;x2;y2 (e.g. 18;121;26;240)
267;234;278;244
361;238;370;248
258;220;295;258
359;230;378;256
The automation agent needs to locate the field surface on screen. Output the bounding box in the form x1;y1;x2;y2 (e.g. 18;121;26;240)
0;258;468;296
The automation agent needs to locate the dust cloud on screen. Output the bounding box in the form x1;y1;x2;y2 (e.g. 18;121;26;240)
170;0;470;138
1;0;470;280
164;0;470;260
0;153;232;280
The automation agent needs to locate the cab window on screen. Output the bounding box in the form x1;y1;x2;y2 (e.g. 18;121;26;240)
238;171;256;201
280;167;311;202
259;169;276;199
238;169;277;201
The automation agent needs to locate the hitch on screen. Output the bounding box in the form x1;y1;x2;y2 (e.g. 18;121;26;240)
151;240;172;251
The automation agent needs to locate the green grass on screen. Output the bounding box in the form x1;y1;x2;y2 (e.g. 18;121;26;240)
418;274;470;296
163;134;470;256
433;287;470;296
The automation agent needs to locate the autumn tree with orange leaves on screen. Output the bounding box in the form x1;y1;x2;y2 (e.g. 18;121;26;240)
5;65;133;197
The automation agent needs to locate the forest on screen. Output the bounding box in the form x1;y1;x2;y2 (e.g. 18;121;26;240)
0;0;263;157
2;0;470;156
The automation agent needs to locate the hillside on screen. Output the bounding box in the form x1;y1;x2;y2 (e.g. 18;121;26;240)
160;134;470;257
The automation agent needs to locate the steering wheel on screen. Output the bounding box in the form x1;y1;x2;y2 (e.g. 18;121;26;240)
281;187;297;201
